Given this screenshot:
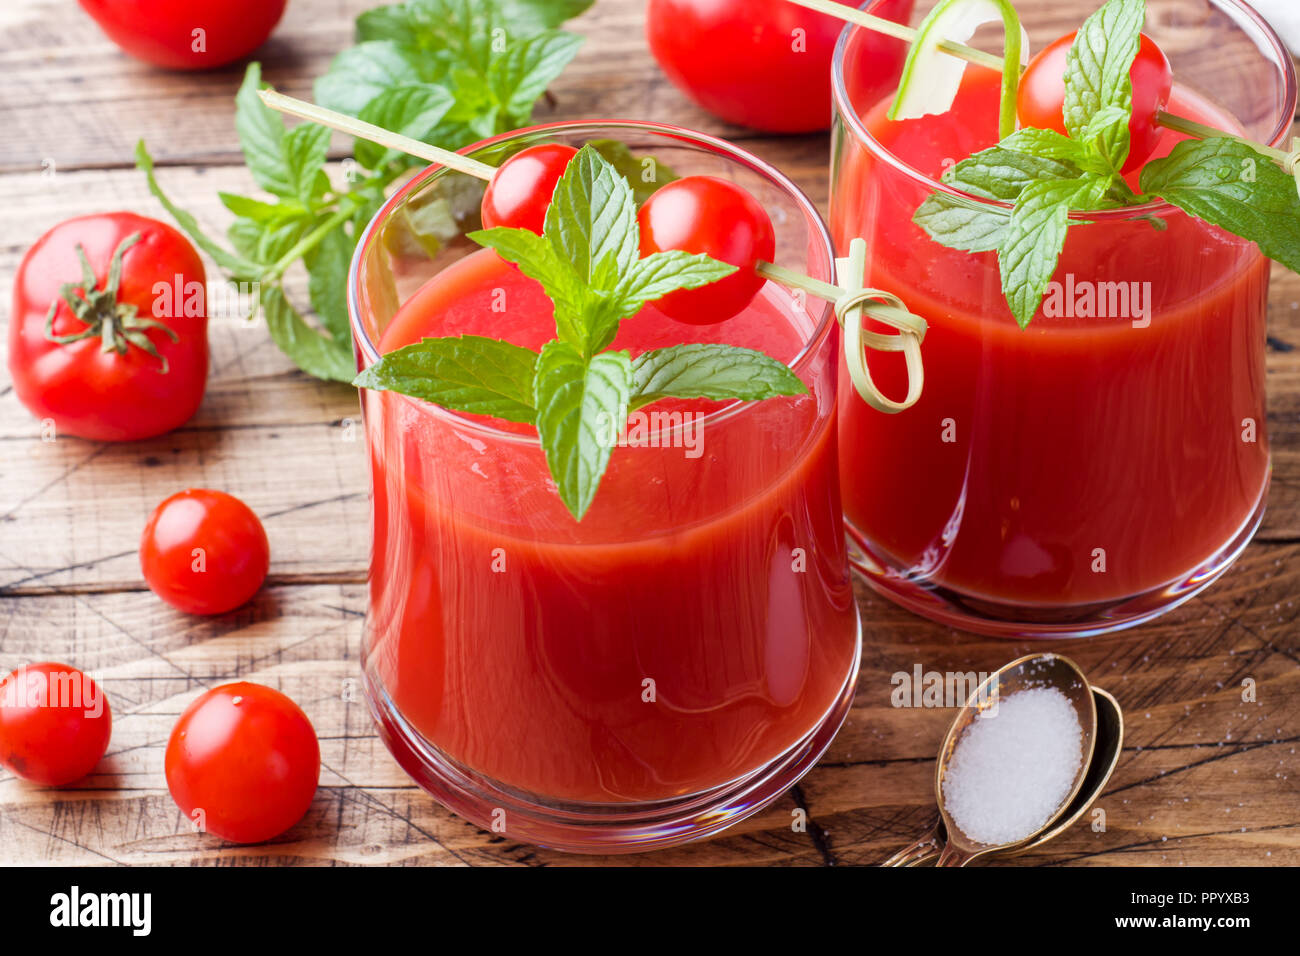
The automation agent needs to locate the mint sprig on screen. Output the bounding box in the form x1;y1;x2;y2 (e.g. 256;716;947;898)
359;145;808;520
137;0;591;382
914;0;1300;327
917;0;1146;328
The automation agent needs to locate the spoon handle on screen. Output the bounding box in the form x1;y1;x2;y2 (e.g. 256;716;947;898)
934;842;976;867
880;820;944;867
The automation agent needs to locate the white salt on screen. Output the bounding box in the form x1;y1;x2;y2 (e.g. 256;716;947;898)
942;686;1084;846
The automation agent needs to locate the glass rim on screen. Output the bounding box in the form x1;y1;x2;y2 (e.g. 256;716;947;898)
830;0;1299;221
347;119;838;447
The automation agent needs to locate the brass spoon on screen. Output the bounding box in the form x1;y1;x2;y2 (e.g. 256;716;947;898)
887;686;1123;865
881;653;1101;867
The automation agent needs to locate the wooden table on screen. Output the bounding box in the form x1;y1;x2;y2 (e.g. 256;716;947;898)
0;0;1296;867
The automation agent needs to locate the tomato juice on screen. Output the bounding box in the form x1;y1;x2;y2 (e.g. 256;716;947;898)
831;63;1270;619
362;248;858;803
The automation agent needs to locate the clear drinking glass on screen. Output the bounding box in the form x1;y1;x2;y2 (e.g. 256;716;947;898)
831;0;1295;637
349;122;860;852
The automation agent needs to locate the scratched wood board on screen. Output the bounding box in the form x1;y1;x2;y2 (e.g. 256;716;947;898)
0;0;1295;866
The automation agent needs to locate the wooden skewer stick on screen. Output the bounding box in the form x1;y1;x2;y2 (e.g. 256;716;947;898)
785;0;1005;71
258;88;497;181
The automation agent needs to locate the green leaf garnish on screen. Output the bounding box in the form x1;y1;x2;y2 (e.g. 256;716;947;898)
360;145;806;520
630;344;808;410
914;0;1300;325
354;334;540;423
913;0;1152;327
1062;0;1145;172
1140;138;1300;274
533;342;634;520
914;193;1011;253
999;178;1097;328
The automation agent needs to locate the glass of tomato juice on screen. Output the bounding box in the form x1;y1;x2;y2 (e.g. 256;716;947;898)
830;0;1296;636
348;122;860;851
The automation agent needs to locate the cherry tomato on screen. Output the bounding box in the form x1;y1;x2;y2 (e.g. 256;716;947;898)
1018;32;1172;174
9;213;209;442
647;0;915;133
165;683;319;843
78;0;288;71
140;489;270;616
0;663;112;786
637;176;776;324
480;144;578;234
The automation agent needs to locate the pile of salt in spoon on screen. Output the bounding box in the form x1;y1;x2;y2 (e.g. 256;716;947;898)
941;686;1084;846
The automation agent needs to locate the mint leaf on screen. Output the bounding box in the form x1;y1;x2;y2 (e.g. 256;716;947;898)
467;226;587;342
944;146;1082;202
617;251;737;312
589;139;679;204
261;286;356;383
315;43;425;118
354;335;540;422
218;192;307;224
914;193;1011;253
998;178;1090;329
234;64;296;198
305;226;354;344
630;344;808;409
498;0;595;33
1062;0;1145;171
1141;138;1300;273
490;31;584;123
998;129;1087;166
283;123;333;203
533;341;632;519
544;144;640;285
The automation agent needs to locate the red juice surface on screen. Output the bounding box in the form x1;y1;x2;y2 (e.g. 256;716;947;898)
364;249;857;803
832;67;1269;606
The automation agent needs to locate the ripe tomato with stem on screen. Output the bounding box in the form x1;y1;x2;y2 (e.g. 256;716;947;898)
9;213;209;442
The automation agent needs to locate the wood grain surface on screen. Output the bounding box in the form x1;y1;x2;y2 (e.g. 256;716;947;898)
0;0;1296;867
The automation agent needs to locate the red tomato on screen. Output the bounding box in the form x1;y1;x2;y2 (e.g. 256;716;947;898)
165;683;319;843
637;176;775;324
647;0;915;133
9;213;208;442
140;489;270;616
78;0;288;71
481;144;579;234
0;663;112;786
1018;32;1172;174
